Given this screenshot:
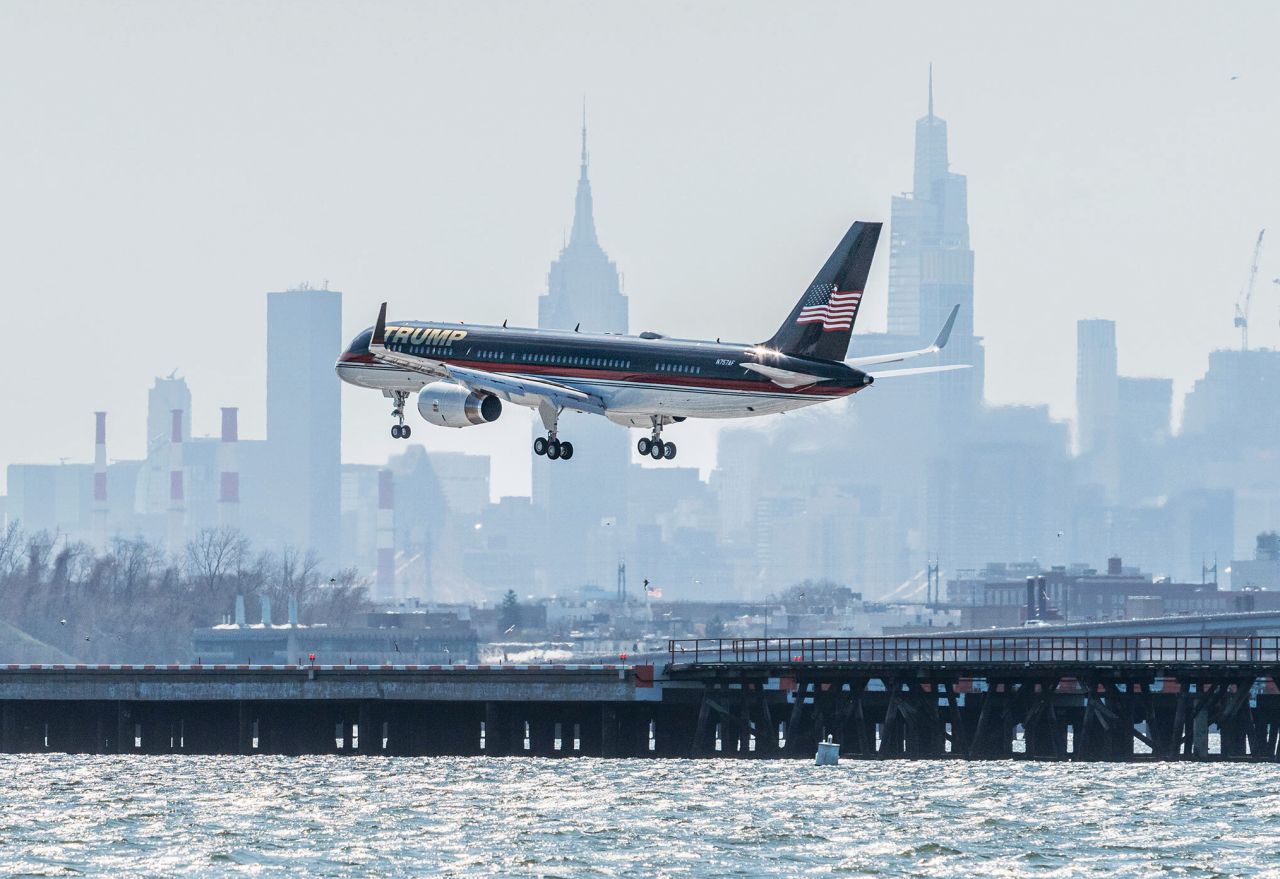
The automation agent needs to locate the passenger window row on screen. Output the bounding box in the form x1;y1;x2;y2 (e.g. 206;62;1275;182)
657;363;702;375
404;345;452;358
525;353;630;369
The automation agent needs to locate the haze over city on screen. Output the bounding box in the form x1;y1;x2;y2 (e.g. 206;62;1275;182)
2;2;1279;500
9;7;1280;878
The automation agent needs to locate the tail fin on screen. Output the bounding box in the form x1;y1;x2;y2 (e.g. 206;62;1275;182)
762;221;881;361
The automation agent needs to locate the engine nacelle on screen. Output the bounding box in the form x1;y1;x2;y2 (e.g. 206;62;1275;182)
416;382;502;428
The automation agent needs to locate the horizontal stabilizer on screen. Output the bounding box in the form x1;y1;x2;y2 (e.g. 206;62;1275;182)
846;304;962;368
868;364;972;380
739;362;825;389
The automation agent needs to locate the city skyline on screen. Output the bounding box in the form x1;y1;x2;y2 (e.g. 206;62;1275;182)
7;9;1280;876
2;3;1279;500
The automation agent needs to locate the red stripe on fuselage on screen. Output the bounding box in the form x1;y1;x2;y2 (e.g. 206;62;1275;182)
340;351;863;398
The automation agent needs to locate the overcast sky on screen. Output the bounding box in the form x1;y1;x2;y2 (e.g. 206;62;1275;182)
2;1;1278;499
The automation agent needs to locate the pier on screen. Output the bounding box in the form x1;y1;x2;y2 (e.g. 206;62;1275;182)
3;637;1280;760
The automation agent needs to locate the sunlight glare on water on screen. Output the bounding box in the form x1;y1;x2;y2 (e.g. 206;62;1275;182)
3;756;1280;877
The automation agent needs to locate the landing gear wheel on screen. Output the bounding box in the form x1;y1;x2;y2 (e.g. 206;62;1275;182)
389;390;410;440
559;441;574;461
533;437;549;456
546;439;562;460
637;437;652;456
649;441;664;460
662;441;677;460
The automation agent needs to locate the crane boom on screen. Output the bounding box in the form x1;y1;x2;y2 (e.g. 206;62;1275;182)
1235;228;1266;351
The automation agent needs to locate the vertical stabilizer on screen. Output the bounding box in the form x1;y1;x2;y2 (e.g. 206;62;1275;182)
763;221;881;361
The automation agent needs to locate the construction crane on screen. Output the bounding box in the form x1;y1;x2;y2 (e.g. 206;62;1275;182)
1234;228;1265;351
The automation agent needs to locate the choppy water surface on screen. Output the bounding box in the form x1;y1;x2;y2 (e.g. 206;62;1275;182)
2;757;1280;878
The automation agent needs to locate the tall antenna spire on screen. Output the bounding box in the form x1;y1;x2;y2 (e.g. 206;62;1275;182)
580;96;589;177
928;62;934;118
568;101;599;249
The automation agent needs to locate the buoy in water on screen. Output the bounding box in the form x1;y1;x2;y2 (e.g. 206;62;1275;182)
815;734;839;766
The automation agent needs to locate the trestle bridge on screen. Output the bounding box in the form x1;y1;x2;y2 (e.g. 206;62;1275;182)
2;636;1279;760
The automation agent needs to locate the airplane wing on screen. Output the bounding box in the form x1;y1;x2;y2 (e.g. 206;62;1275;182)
845;304;961;368
443;363;605;415
367;302;606;415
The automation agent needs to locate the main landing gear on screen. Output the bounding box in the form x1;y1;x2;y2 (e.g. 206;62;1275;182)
637;416;677;460
533;435;574;461
534;402;573;461
389;390;412;440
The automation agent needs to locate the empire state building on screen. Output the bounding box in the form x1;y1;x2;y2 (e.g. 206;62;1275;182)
532;116;630;587
538;122;629;336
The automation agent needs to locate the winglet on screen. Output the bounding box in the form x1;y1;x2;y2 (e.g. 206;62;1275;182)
372;301;388;348
933;305;960;350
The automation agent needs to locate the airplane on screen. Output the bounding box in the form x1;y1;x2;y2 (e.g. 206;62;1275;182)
335;220;968;462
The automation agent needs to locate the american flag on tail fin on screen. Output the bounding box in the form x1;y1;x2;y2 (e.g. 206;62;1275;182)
795;284;863;331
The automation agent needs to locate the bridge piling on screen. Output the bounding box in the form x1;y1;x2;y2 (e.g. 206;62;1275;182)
5;642;1280;761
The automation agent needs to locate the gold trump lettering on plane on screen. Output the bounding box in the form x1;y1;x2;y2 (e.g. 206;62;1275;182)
385;326;468;346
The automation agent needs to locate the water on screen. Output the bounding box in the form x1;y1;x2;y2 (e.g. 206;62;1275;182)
3;756;1280;877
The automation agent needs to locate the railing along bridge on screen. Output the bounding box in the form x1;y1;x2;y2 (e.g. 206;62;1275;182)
668;636;1280;667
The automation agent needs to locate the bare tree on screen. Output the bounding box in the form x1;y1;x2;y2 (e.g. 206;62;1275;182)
304;566;373;625
0;529;370;664
185;528;249;599
0;521;23;581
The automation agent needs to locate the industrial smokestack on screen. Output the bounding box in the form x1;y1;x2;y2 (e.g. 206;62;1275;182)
167;409;186;556
288;594;299;626
376;469;395;600
1037;575;1048;620
234;594;246;626
218;407;240;530
1025;576;1036;621
92;412;108;549
260;594;272;627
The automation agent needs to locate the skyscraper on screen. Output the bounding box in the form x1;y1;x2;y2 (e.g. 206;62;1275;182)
266;286;342;561
532;115;629;588
1076;318;1118;457
537;117;629;336
885;66;984;421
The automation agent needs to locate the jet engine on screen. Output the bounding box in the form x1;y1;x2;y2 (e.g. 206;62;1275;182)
416;382;502;428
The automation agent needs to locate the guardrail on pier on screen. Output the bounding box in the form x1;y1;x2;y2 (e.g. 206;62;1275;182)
668;636;1280;666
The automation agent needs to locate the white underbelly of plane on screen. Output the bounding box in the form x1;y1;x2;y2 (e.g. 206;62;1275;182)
338;364;838;419
574;380;835;419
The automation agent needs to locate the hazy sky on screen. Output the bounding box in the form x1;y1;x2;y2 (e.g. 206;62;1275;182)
2;2;1278;499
